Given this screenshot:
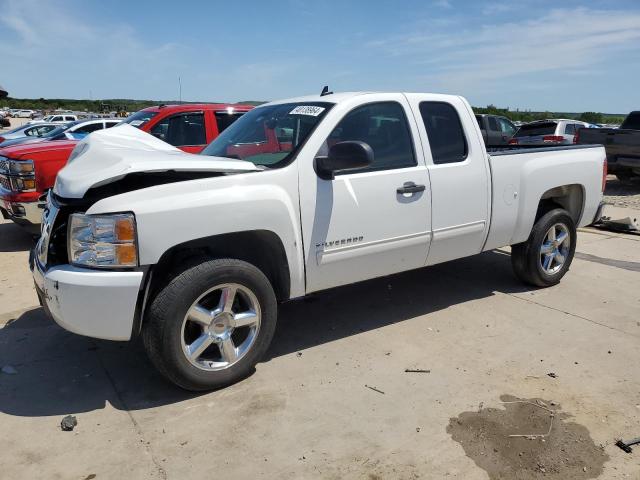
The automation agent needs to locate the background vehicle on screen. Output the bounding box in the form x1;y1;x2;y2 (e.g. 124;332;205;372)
475;114;517;146
15;109;35;118
575;111;640;181
29;114;78;125
0;104;252;231
0;119;121;148
0;116;9;128
512;119;590;145
31;92;606;391
0;123;60;144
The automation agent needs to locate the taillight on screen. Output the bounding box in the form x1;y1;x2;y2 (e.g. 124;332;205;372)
508;138;518;145
602;158;607;192
0;137;4;143
543;135;564;143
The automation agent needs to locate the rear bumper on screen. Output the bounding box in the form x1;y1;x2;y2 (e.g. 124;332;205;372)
31;255;144;341
591;201;606;225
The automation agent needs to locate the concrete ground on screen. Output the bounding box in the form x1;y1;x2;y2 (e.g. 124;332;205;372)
1;207;640;479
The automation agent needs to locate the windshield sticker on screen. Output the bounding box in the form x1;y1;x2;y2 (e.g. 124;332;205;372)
289;105;325;117
129;120;144;127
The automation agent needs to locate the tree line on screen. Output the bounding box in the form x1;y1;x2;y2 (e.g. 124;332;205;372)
0;97;626;125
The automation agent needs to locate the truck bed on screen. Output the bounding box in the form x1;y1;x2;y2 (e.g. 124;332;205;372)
484;144;605;252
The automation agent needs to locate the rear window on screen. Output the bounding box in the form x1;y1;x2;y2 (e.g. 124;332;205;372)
419;101;468;164
621;112;640;130
515;122;557;137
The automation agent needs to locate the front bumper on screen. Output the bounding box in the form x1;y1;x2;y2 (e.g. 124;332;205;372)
31;255;144;341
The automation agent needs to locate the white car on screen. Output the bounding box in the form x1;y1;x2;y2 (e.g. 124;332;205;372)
32;91;606;391
15;109;36;118
29;114;78;125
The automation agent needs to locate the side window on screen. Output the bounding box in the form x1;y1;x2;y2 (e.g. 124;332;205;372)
564;123;576;135
75;123;104;134
105;121;119;128
151;113;206;146
215;112;245;134
52;116;62;122
488;116;500;131
327;102;416;173
419;102;468;165
498;118;516;136
475;115;485;129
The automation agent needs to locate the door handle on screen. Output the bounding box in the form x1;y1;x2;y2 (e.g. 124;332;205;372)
397;182;426;194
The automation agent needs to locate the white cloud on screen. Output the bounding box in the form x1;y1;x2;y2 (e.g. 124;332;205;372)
367;7;640;93
433;0;452;9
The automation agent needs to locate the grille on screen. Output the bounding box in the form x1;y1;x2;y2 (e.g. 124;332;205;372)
0;175;10;190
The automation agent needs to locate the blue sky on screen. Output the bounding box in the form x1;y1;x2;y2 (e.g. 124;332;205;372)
1;0;640;112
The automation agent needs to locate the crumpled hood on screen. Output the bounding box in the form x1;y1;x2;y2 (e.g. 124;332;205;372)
54;124;259;199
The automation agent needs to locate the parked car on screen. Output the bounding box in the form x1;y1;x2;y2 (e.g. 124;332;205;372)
0;104;252;231
0;116;9;128
0;119;121;148
575;111;640;181
29;114;78;125
30;91;606;391
511;119;590;146
15;109;36;118
0;123;60;144
475;114;517;146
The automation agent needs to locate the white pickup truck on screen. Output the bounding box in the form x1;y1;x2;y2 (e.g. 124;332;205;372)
31;92;606;390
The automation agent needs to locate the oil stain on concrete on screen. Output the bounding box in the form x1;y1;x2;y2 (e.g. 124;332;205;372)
447;395;609;479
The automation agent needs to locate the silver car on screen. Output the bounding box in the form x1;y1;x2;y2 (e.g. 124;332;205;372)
0;123;59;143
513;119;591;146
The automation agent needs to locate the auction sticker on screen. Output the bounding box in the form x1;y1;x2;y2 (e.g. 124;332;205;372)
289;105;325;116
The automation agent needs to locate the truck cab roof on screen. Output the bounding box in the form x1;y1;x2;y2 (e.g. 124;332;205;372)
141;103;255;113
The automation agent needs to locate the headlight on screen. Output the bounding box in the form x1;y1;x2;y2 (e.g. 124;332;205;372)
9;176;36;191
9;159;34;174
68;213;138;268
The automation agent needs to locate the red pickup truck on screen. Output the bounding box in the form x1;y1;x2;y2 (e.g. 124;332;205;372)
0;103;253;232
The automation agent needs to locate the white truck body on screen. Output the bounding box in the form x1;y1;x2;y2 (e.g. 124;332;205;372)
33;92;605;344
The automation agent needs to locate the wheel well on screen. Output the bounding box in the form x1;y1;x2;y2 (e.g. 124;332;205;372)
148;230;291;303
536;184;584;224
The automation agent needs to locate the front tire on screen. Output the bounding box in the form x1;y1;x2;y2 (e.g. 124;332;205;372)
142;258;278;391
511;208;576;287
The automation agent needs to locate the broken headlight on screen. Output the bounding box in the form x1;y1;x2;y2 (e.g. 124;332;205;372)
68;213;138;268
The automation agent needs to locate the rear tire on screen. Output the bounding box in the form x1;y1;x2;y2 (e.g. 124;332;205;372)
142;258;278;391
511;208;576;287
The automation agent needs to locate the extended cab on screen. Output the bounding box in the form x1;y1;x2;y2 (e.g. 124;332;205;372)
0;104;253;231
31;92;606;391
576;111;640;181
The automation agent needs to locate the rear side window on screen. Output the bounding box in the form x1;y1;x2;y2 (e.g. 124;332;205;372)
488;116;499;131
327;101;416;173
150;113;206;146
215;112;245;134
419;102;468;165
564;123;576;135
75;122;104;134
515;122;557;137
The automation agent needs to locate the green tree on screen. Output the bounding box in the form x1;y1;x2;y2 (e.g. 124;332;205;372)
578;112;603;124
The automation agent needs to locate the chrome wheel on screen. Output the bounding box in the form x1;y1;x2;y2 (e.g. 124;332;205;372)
539;223;570;275
181;283;261;371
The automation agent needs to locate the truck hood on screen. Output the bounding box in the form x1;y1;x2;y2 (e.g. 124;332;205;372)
0;139;77;159
54;124;260;199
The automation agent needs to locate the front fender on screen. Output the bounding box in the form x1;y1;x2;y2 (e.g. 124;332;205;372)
87;169;306;297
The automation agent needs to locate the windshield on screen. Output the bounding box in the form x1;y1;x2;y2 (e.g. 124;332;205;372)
515;121;557;137
122;110;158;128
202;102;333;167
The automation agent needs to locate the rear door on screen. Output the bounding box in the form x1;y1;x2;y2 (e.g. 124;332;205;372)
405;94;490;265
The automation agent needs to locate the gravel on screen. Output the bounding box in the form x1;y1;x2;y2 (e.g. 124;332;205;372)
604;176;640;210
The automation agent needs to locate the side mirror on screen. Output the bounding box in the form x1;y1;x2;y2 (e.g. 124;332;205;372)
315;141;374;180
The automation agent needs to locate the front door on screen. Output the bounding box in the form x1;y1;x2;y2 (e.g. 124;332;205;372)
299;96;432;293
